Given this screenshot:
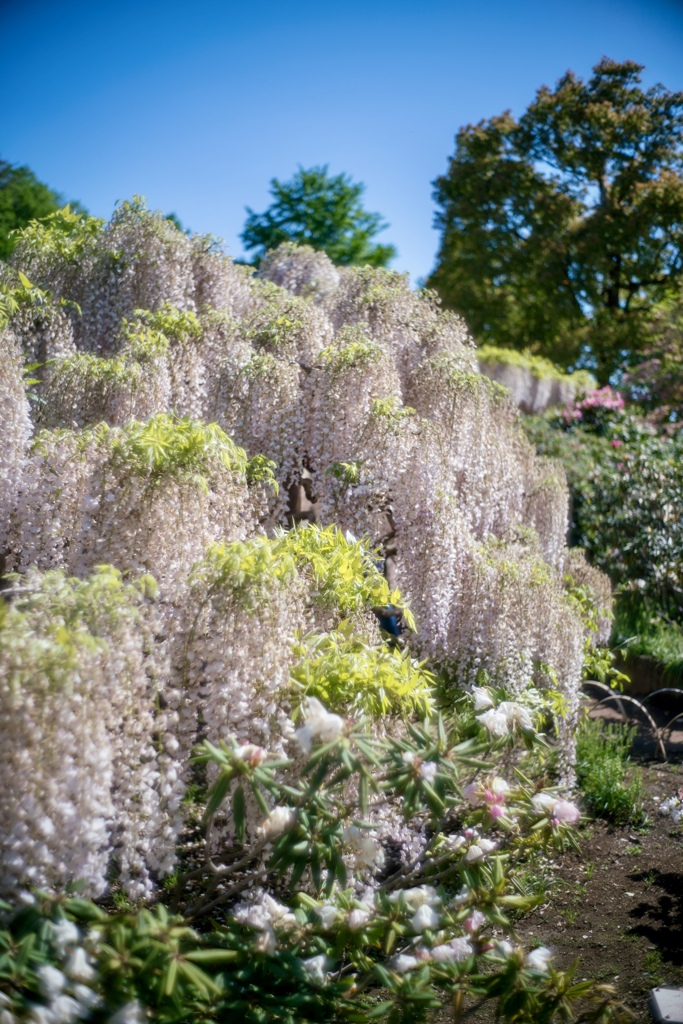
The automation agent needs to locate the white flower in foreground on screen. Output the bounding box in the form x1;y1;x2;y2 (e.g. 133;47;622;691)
301;954;328;985
65;947;95;984
532;793;557;815
37;965;66;1000
451;885;470;906
261;894;297;929
462;782;484;806
465;910;486;933
490;777;510;796
294;698;344;753
28;1007;55;1024
389;885;440;910
51;919;79;954
254;927;277;955
495;940;515;957
402;751;416;765
464;836;496;863
472;687;494;711
411;904;440;932
552;800;580;823
431;937;473;962
526;946;553;972
476;709;509;739
498;701;534;732
107;1001;145;1024
235;744;267;767
316;904;338;930
348;908;372;931
73;985;100;1012
393;954;419;973
343;825;385;870
420;761;438;783
259;805;296;839
51;997;80;1024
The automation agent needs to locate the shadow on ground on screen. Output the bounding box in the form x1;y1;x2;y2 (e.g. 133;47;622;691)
628;870;683;966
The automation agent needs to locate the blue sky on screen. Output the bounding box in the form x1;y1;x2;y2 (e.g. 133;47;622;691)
2;0;682;282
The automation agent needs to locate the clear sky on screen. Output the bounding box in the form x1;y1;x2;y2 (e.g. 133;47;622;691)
2;0;682;282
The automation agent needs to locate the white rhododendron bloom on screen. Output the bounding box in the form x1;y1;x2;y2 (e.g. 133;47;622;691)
301;954;328;985
495;940;515;957
431;937;474;962
464;837;497;863
392;954;419;973
65;947;95;984
532;793;580;822
37;965;66;999
51;921;80;954
389;885;440;911
235;744;267;767
343;825;385;871
462;782;484;806
532;793;557;815
526;946;553;972
29;1008;55;1024
419;761;438;783
476;709;509;738
294;698;344;753
348;907;372;931
259;806;296;839
107;1000;145;1024
472;687;494;711
498;702;534;732
411;904;441;932
316;904;338;930
51;995;80;1024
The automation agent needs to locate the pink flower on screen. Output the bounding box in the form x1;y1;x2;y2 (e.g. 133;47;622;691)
611;439;623;448
465;910;486;933
489;803;506;819
552;800;580;823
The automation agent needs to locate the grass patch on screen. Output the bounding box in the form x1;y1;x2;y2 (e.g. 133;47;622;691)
575;718;645;825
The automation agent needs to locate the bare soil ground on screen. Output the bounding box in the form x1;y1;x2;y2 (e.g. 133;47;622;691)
518;764;683;1019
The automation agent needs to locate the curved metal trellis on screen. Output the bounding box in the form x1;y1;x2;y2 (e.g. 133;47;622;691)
581;680;669;760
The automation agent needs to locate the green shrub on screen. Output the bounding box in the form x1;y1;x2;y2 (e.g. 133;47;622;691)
575;718;644;825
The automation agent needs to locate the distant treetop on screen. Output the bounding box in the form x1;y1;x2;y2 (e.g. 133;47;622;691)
240;165;397;269
428;58;683;383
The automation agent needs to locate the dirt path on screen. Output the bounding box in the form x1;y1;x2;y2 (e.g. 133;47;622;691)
516;763;683;1021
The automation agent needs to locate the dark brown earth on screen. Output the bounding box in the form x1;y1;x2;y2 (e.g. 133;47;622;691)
432;697;683;1024
517;761;683;1021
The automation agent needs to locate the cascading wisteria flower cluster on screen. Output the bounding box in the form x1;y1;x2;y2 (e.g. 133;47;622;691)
0;568;182;900
0;200;613;903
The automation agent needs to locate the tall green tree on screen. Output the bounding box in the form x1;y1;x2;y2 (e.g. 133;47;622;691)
428;59;683;381
241;165;396;268
0;159;69;260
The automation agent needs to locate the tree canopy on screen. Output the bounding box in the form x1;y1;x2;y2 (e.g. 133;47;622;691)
428;59;683;382
0;159;74;260
240;165;396;268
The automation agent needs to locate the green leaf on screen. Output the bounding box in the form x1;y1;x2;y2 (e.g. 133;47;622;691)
232;785;246;845
203;770;232;820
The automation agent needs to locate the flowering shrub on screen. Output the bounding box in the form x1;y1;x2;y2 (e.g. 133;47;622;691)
0;209;623;1019
527;404;683;619
0;697;627;1024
